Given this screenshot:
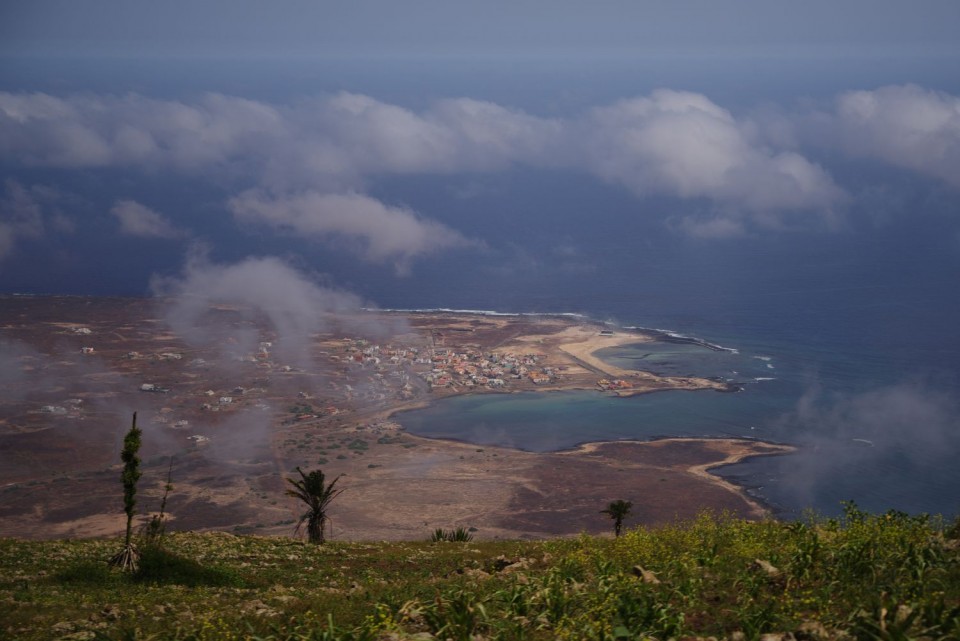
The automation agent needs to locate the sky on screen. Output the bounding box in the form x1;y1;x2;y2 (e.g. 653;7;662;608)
3;1;960;59
1;1;959;302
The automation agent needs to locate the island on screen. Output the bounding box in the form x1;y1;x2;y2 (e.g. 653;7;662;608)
0;296;792;540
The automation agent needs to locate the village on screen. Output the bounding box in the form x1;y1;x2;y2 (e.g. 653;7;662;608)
25;309;715;445
34;320;576;449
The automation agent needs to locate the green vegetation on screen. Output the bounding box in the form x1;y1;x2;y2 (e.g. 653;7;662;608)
431;527;475;543
142;457;174;547
109;413;143;572
284;467;344;545
346;439;369;452
2;507;959;640
601;499;633;538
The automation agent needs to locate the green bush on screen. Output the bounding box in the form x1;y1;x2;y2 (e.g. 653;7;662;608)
133;545;247;587
431;527;474;542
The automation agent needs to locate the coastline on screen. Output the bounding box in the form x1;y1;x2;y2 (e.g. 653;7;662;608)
372;316;791;531
0;299;788;540
562;438;796;519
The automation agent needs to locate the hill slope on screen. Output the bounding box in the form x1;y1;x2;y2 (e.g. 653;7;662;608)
2;508;959;641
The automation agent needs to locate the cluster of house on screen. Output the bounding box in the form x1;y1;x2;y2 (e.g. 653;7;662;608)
124;351;183;361
332;340;420;400
596;378;634;391
139;383;170;393
334;338;559;395
38;398;83;416
198;386;267;411
418;347;555;390
279;392;345;425
234;341;274;363
336;339;423;367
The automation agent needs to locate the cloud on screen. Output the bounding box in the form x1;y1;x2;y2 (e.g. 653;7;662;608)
580;90;846;231
772;381;960;513
0;179;51;261
751;84;960;191
229;189;472;273
150;252;368;367
27;86;960;243
294;93;560;178
0;92;285;171
110;199;184;239
828;85;960;188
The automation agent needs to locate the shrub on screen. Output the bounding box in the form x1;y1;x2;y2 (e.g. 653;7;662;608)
431;527;474;542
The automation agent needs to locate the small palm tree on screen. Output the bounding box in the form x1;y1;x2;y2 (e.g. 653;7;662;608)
601;499;632;537
285;467;343;544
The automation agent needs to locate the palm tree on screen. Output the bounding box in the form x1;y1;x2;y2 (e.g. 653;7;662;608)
601;499;632;538
285;467;343;544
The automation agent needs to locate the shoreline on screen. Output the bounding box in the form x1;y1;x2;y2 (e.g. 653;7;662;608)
563;437;797;520
375;316;785;525
0;299;793;540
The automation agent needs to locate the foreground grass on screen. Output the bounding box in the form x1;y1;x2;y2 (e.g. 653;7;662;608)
2;507;959;641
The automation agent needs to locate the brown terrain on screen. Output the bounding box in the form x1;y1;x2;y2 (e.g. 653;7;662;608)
0;296;792;540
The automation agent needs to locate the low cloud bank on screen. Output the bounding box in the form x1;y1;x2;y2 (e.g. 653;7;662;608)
228;190;471;274
771;381;960;514
111;199;184;239
150;253;366;367
8;86;953;250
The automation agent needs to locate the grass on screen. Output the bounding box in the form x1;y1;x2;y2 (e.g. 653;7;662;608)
1;506;958;640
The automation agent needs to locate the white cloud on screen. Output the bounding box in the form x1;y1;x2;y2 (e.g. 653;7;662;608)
751;84;960;191
25;86;960;242
110;199;183;239
829;85;960;188
150;253;367;366
0;180;49;261
580;90;846;229
229;189;472;273
773;381;960;509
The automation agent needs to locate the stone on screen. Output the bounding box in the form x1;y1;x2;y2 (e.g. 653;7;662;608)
631;565;661;584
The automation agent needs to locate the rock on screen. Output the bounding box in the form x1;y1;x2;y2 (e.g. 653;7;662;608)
752;559;782;579
895;604;914;624
730;631;747;641
631;565;661;584
794;620;829;640
100;605;120;621
501;557;531;574
463;568;491;580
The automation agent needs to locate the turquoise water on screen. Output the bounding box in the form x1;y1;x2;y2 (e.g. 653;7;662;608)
397;336;798;452
396;330;960;518
395;389;746;452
